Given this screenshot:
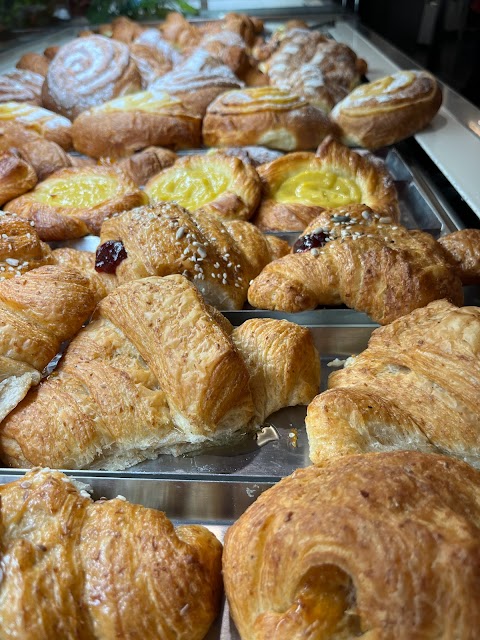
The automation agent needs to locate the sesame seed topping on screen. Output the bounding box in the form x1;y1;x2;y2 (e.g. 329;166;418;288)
6;258;19;266
175;226;185;240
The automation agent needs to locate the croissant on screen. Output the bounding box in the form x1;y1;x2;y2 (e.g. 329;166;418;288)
96;202;289;309
0;264;95;423
0;212;54;278
0;275;320;470
223;450;480;639
306;300;480;467
115;146;177;185
0;151;37;205
52;247;117;303
438;228;480;285
0;468;223;640
248;204;463;324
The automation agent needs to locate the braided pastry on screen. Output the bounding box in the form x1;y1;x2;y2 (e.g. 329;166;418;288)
0;468;222;640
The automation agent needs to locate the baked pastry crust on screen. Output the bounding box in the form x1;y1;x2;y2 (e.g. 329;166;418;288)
0;101;72;150
52;247;117;303
72;89;202;158
0;275;319;469
248;204;463;324
116;146;177;185
16;52;49;77
42;35;142;120
0;468;223;640
254;137;400;231
203;87;339;151
108;15;145;43
331;69;443;149
98;202;287;309
0;121;72;181
0;69;44;106
43;45;59;60
4;165;146;240
438;228;480;285
129;43;174;87
0;264;94;423
224;450;480;640
307;300;480;467
0;212;54;278
0;152;37;206
144;152;261;220
151;49;243;116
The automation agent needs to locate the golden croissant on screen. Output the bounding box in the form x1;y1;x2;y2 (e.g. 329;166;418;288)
0;275;320;470
224;450;480;639
0;468;223;640
0;264;95;423
248;204;464;324
96;202;289;309
306;300;480;467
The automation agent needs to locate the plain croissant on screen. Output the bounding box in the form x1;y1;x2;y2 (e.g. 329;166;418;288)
0;468;223;640
0;264;95;423
248;204;464;324
224;451;480;639
0;274;320;470
306;300;480;467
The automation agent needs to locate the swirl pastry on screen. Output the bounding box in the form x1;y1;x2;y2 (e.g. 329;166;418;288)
0;264;94;423
224;450;480;640
0;121;72;181
266;30;364;113
4;165;146;241
0;212;53;278
16;52;49;77
331;70;443;149
0;70;44;105
0;468;223;640
0;101;72;149
129;43;174;87
203;87;339;151
144;152;261;221
248;204;463;324
116;146;177;185
306;300;480;467
72;89;202;158
151;49;243;116
254;137;399;231
438;228;480;285
0;152;37;206
0;275;319;469
96;202;288;309
42;35;142;120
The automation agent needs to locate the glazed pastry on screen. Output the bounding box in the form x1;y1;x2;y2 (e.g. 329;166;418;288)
72;89;202;158
42;35;142;120
266;30;364;112
307;300;480;467
203;87;339;151
129;43;175;87
248;204;463;324
0;468;223;640
0;265;94;423
16;52;50;77
97;202;289;309
0;275;319;469
52;247;117;303
254;137;399;231
151;49;243;116
0;152;37;205
0;69;44;105
4;165;147;241
0;101;72;149
0;212;54;278
144;152;261;221
224;450;480;640
0;121;72;181
438;228;480;285
116;146;177;185
331;70;443;149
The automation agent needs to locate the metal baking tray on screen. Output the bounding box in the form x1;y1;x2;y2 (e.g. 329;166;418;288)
0;473;262;640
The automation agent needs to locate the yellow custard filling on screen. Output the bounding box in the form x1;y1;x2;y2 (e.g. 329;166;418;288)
98;90;182;113
146;166;230;210
33;175;118;208
220;87;304;113
274;170;362;207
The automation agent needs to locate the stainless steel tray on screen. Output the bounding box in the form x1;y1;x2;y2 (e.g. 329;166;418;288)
0;473;261;640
